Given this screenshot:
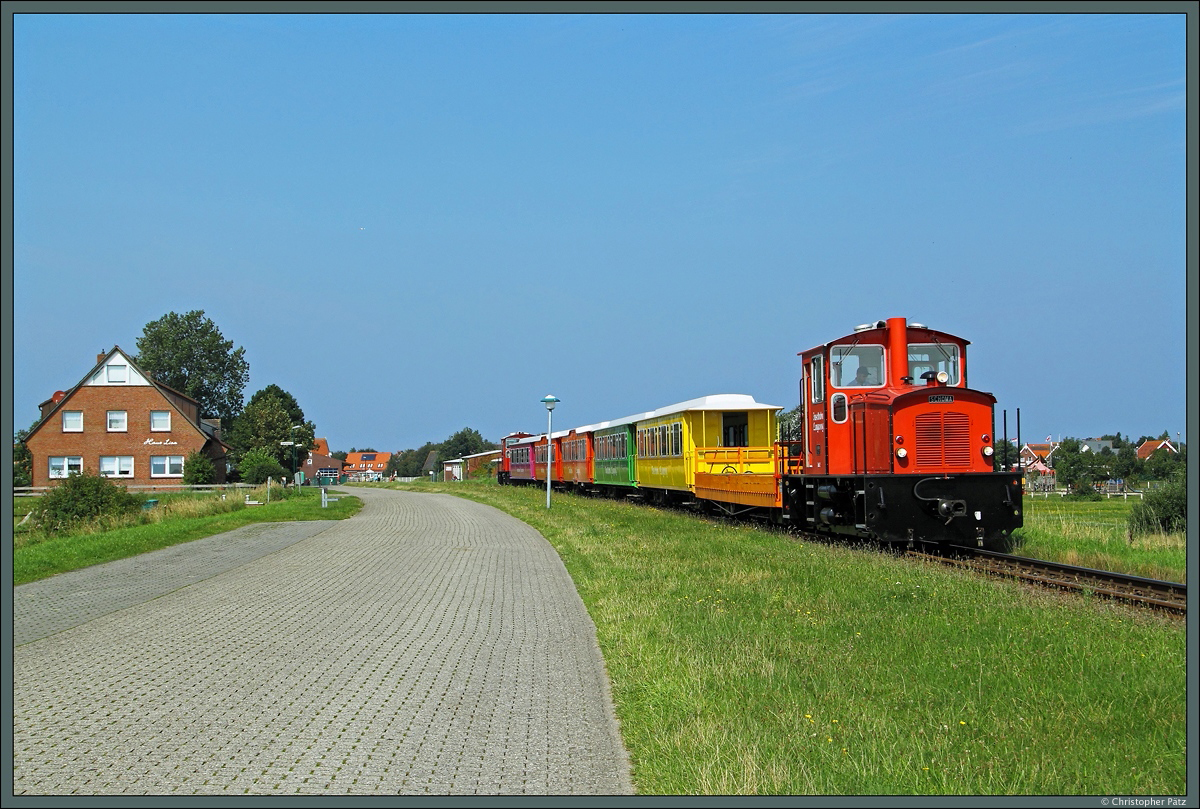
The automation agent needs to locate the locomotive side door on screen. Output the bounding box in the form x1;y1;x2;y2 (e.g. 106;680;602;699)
805;354;826;472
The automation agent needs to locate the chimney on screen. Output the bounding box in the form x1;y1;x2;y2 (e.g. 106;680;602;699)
97;350;107;365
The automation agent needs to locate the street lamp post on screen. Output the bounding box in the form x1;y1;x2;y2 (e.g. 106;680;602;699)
541;395;559;509
280;440;296;486
282;425;302;486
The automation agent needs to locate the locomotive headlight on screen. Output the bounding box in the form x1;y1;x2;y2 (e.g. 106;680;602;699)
896;447;908;459
936;371;949;384
982;446;994;457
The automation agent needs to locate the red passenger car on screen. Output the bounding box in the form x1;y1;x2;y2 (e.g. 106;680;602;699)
500;432;537;485
559;426;595;490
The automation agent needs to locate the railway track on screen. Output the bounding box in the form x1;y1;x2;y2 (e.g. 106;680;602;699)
908;545;1187;616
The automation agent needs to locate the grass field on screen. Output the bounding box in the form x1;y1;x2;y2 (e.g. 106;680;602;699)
362;480;1186;795
12;486;362;585
1014;496;1186;583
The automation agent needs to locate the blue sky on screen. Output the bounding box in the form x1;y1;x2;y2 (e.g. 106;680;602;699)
11;11;1190;453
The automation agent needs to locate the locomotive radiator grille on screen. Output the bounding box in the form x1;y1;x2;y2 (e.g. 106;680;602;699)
915;412;971;467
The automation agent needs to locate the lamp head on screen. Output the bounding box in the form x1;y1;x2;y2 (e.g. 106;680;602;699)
541;394;560;411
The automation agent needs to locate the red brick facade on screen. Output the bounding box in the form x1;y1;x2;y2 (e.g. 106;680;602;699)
25;348;230;487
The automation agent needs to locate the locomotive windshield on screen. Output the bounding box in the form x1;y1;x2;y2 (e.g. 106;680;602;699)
831;345;884;387
908;343;960;385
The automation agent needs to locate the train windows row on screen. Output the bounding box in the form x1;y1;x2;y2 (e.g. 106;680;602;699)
509;447;531;465
637;422;682;459
595;433;628;461
563;438;587;462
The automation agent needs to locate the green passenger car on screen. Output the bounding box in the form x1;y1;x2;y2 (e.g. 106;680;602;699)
591;412;650;491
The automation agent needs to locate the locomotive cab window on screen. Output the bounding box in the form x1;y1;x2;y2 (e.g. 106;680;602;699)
810;356;825;403
908;343;960;385
832;345;884;387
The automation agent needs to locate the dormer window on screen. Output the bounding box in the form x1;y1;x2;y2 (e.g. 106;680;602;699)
106;364;128;383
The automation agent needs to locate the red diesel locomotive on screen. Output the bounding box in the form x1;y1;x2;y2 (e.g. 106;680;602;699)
783;316;1021;548
500;317;1022;550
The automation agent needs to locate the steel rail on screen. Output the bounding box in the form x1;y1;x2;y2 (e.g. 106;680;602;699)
910;545;1186;615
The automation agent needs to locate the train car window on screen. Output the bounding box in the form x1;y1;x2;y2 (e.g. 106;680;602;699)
832;345;884;387
908;343;960;385
811;357;825;403
831;393;848;424
723;412;749;447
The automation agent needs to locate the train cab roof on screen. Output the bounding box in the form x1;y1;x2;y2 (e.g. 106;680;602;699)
799;318;969;358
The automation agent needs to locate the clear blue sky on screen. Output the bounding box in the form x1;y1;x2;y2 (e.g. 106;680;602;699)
11;11;1191;453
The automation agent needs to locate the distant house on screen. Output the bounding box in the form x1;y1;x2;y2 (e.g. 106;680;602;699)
344;451;392;481
1020;442;1058;468
25;347;231;487
1078;438;1114;454
442;458;464;482
1136;439;1178;460
421;450;439;480
301;437;344;483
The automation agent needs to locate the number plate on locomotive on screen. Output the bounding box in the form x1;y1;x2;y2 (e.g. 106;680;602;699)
928;394;954;403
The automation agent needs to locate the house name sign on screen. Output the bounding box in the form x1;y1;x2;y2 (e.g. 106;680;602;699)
143;438;179;446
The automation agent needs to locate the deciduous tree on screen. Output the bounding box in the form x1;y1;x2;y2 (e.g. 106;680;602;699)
135;310;249;428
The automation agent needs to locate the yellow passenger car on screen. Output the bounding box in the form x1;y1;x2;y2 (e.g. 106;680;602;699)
633;394;782;505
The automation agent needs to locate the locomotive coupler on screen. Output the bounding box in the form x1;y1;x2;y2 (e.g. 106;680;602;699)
937;498;967;524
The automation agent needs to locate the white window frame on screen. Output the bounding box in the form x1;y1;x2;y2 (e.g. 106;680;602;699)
908;342;961;386
150;455;185;478
107;410;128;432
62;411;83;432
99;456;135;477
49;456;83;478
831;392;849;424
150;410;171;431
106;364;128;383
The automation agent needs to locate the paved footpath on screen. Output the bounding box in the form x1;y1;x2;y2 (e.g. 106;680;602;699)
12;488;634;796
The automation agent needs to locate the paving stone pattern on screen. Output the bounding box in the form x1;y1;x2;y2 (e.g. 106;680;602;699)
13;488;634;795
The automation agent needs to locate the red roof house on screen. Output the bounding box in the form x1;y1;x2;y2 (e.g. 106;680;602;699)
1136;439;1178;460
25;347;231;487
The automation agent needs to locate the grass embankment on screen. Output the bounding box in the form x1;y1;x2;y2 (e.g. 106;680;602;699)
12;486;362;586
364;479;1185;795
1014;496;1186;583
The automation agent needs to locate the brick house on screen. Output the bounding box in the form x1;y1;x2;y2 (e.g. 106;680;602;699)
25;347;231;487
344;451;392;481
300;437;345;483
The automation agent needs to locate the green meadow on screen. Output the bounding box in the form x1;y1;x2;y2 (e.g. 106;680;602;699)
1015;495;1186;583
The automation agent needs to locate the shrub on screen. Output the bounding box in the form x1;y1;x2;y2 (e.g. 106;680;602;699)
182;451;215;485
32;470;143;532
1065;485;1102;501
1128;474;1187;536
238;448;288;485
